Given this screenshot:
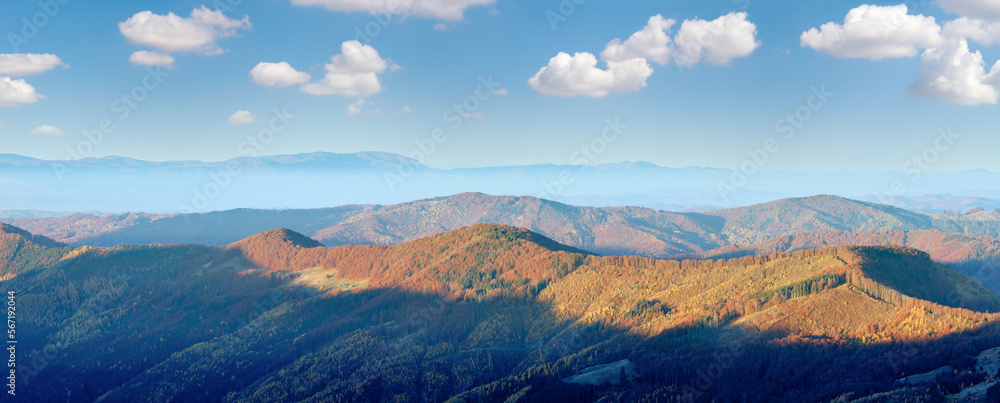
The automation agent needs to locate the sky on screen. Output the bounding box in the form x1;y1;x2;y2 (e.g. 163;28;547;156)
0;0;999;172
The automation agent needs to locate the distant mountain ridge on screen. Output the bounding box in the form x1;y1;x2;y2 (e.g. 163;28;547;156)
0;151;428;171
5;151;1000;212
7;193;1000;252
709;194;936;244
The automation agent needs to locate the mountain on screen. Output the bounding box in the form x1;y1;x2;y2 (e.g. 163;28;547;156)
0;222;61;247
2;212;171;244
230;228;324;250
11;193;1000;301
0;223;67;278
10;193;1000;255
682;228;1000;263
4;193;726;257
707;194;935;245
858;194;1000;214
0;209;84;219
0;151;426;171
8;223;1000;401
6;152;1000;213
0;152;433;213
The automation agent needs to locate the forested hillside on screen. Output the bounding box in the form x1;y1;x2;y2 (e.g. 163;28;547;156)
6;223;1000;401
680;229;1000;297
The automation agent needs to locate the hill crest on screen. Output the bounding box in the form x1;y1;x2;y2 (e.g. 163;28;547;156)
0;223;63;247
228;228;323;250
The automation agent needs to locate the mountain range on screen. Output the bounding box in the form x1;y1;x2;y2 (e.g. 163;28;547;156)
5;152;1000;213
8;193;1000;250
7;220;1000;401
7;193;1000;295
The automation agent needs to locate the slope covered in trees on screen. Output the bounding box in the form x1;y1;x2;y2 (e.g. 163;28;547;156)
680;229;1000;297
0;223;69;279
6;223;1000;401
3;212;170;244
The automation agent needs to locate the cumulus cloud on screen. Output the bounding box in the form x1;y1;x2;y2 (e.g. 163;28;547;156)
0;54;63;108
528;52;653;97
300;41;394;97
937;0;1000;21
601;15;676;65
30;125;65;135
228;110;257;125
802;3;1000;105
289;0;494;21
944;17;1000;45
0;53;66;76
800;5;943;59
673;12;760;67
129;51;176;68
908;39;1000;105
0;77;43;108
250;62;311;87
119;6;250;62
529;12;759;97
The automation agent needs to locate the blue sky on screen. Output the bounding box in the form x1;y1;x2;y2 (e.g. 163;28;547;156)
1;0;999;172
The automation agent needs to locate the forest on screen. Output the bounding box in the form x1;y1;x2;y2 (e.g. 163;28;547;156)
4;222;1000;401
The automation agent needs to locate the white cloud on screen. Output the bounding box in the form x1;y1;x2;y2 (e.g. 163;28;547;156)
289;0;494;21
601;14;676;65
228;110;257;125
528;52;653;97
119;6;250;58
673;12;761;67
346;99;366;116
529;12;762;98
30;125;65;135
528;12;760;97
394;105;412;115
909;39;1000;105
0;77;42;108
327;40;392;74
600;12;759;68
433;23;448;31
0;54;63;108
800;5;943;60
493;88;508;95
250;62;311;87
128;51;176;68
465;111;484;119
0;54;66;76
300;41;393;97
937;0;1000;21
944;17;1000;45
302;71;381;97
